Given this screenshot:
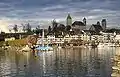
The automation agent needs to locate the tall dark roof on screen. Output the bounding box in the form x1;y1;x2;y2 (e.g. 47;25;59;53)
72;21;85;26
83;17;86;20
102;19;106;22
67;14;72;19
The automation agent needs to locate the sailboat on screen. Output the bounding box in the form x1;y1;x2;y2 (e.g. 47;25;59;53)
36;29;53;51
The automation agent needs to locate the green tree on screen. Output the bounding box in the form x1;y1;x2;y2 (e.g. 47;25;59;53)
13;24;18;33
26;23;31;33
35;25;41;35
48;26;52;33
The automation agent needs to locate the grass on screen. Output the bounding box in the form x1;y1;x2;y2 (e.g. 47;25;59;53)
0;39;27;47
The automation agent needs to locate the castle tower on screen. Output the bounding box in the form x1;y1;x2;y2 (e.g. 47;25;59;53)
83;17;86;26
101;19;106;31
66;14;72;26
97;21;100;25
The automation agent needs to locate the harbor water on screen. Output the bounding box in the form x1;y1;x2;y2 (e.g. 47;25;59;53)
0;47;118;77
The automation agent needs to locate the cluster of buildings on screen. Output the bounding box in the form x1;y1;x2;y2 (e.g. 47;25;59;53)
50;14;107;34
46;14;120;44
1;14;120;44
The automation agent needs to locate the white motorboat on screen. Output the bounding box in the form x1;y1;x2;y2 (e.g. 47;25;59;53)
36;29;53;51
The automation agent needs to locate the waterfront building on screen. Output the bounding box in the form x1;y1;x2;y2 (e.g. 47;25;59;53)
83;17;86;26
80;34;90;41
89;24;103;34
5;37;15;41
97;21;100;26
52;19;58;31
101;19;107;31
66;14;72;26
72;21;86;34
64;34;80;42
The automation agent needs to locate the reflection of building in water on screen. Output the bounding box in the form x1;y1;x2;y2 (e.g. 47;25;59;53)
39;51;54;76
115;47;120;55
0;52;12;77
23;52;30;67
42;52;46;74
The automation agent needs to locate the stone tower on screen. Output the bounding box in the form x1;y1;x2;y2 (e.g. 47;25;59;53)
66;14;72;26
101;19;106;31
83;17;86;26
97;21;100;25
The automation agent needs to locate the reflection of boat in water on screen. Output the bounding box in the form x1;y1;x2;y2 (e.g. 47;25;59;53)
36;29;53;51
97;43;104;48
36;45;53;51
109;43;115;47
19;45;31;52
58;46;62;49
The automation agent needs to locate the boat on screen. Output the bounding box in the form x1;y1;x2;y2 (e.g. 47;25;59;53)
36;29;53;51
36;45;53;51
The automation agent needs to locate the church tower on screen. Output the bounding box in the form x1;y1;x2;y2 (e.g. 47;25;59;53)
66;14;72;26
101;19;106;31
83;17;86;26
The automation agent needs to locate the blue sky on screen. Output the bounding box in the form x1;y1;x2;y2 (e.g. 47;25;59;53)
0;0;120;32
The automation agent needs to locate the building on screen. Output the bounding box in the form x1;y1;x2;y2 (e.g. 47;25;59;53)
52;19;58;31
89;24;103;34
72;21;86;34
66;14;72;26
101;19;107;31
83;17;86;26
97;21;100;25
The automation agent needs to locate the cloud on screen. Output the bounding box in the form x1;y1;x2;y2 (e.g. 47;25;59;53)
0;0;120;32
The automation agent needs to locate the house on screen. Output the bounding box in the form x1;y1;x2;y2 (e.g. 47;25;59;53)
89;24;103;34
72;21;86;34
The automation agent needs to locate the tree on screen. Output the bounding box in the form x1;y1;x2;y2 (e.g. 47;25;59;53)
23;26;26;32
48;26;52;33
21;24;26;32
26;23;31;33
13;24;18;33
34;25;41;35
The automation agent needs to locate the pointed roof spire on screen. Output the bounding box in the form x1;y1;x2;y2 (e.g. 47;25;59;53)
83;17;86;20
67;13;72;19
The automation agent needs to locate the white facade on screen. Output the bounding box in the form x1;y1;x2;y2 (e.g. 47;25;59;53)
80;34;90;41
5;37;15;41
115;35;120;41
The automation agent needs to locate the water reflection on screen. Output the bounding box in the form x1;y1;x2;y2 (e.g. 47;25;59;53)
0;47;117;77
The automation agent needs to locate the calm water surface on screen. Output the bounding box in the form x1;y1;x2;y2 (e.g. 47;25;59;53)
0;47;119;77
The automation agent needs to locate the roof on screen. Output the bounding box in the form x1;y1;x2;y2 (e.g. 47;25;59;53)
67;14;72;19
72;21;85;26
81;30;100;35
89;24;103;32
102;19;106;22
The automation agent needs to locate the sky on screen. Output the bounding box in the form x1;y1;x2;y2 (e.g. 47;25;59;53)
0;0;120;32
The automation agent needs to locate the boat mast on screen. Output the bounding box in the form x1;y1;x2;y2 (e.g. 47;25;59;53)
42;29;44;46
